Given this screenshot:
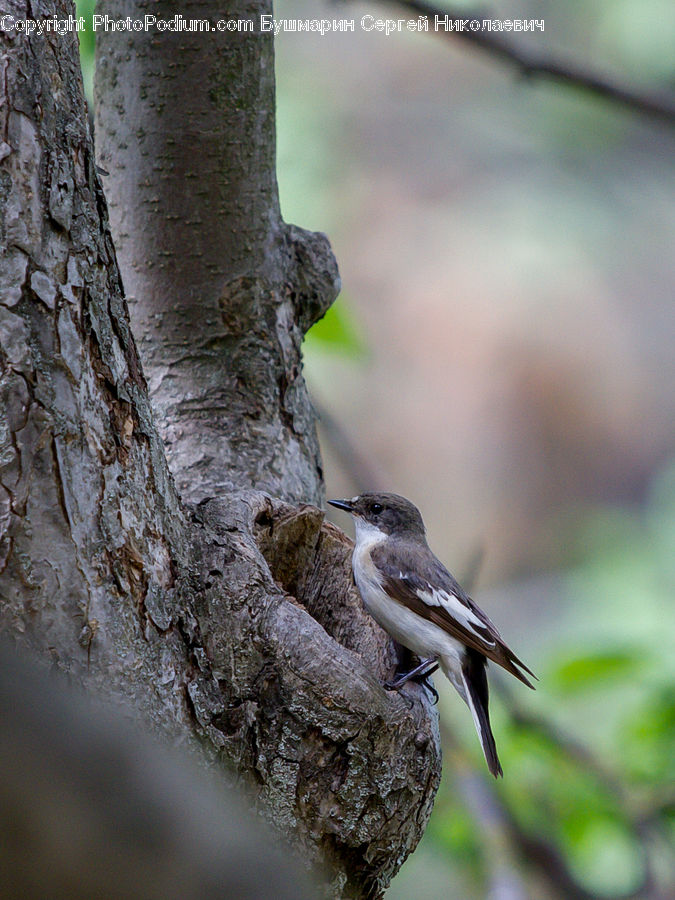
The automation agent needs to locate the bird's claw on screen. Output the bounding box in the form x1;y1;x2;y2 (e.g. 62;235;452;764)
383;669;439;706
418;674;439;705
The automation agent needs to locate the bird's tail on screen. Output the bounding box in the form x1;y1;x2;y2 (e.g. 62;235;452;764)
460;652;503;778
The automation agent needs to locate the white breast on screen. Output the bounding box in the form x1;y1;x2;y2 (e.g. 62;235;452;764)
351;519;389;600
351;520;465;679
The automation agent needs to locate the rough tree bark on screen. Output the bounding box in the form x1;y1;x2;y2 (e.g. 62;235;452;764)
95;0;336;506
0;1;442;896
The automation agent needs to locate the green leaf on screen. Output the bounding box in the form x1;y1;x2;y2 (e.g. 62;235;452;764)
75;0;96;106
548;649;641;694
304;298;365;357
622;685;675;783
563;816;644;897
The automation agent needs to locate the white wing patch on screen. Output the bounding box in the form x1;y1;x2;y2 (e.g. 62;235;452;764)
417;585;496;647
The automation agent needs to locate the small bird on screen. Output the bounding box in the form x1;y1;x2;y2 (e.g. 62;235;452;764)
328;492;536;778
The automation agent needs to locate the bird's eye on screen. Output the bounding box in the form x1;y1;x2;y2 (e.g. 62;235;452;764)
371;503;383;515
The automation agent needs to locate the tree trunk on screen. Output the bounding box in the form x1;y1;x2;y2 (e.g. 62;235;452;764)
0;2;441;896
95;0;338;506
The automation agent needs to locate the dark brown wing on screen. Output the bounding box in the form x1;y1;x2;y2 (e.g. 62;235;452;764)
372;543;536;689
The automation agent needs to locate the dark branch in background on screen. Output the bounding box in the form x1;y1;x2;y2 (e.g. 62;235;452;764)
442;723;598;900
442;722;665;900
381;1;675;128
493;679;671;900
442;731;529;900
314;399;388;491
493;679;624;796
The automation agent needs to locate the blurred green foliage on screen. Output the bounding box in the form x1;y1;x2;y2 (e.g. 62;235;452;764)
548;648;642;693
304;297;364;357
413;457;675;899
75;0;95;104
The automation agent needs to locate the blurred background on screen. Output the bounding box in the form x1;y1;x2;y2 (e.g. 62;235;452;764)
78;1;675;896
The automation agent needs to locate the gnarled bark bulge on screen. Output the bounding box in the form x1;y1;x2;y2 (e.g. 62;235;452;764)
0;1;442;896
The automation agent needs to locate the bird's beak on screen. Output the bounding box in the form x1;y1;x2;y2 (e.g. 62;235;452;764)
328;499;354;513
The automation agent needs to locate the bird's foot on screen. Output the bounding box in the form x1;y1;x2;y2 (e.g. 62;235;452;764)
383;657;439;705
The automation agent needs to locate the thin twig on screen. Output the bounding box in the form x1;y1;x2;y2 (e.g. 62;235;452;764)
442;723;599;900
442;716;666;900
459;543;485;594
314;398;388;491
381;1;675;127
493;678;671;899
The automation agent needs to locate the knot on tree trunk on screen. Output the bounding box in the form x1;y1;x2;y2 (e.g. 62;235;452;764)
284;224;342;335
189;492;442;899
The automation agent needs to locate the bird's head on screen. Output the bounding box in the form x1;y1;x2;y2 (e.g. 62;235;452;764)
328;492;426;540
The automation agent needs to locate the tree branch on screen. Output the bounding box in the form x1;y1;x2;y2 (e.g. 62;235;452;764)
383;1;675;127
494;679;671;900
443;722;651;900
314;398;388;492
